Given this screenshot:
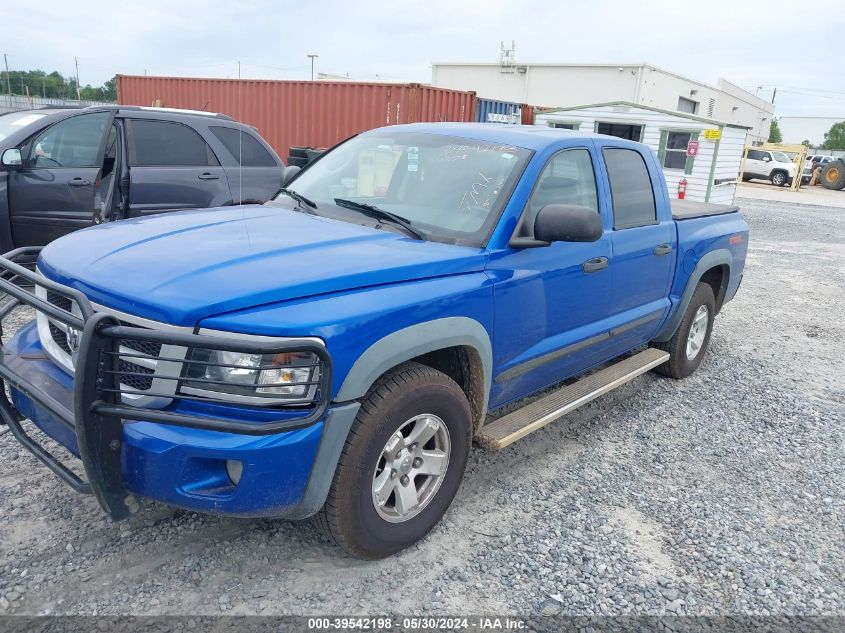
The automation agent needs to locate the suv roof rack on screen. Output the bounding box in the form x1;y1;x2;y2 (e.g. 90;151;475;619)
84;105;234;121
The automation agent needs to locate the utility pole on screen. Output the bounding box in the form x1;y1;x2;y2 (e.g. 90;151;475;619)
3;54;11;106
74;57;81;100
307;54;319;81
771;87;777;105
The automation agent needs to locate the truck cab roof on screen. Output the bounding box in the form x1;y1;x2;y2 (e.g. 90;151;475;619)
366;122;615;151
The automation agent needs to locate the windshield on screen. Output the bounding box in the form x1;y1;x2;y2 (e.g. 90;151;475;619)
267;132;532;245
772;152;792;163
0;111;48;141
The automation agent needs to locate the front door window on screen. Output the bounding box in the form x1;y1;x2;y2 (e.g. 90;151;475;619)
26;111;111;168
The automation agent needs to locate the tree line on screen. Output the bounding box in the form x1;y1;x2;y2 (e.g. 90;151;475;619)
0;69;116;102
768;118;845;150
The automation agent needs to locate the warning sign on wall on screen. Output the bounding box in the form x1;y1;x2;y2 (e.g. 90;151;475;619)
687;140;700;157
703;129;721;140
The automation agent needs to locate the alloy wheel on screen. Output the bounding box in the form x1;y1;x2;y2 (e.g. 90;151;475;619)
371;414;451;523
686;304;709;360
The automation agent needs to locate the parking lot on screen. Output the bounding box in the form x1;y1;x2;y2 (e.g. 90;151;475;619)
737;182;844;208
0;197;842;617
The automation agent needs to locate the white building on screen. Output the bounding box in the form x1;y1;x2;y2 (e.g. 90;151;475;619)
777;116;844;147
535;102;749;204
431;62;774;144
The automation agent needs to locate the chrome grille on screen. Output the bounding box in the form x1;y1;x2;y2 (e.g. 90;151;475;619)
38;287;191;407
117;322;162;357
48;321;73;356
116;358;155;391
46;290;73;312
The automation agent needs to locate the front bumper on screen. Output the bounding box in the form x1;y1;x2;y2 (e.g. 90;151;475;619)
0;248;356;520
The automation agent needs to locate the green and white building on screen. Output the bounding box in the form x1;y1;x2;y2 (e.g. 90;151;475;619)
535;101;750;204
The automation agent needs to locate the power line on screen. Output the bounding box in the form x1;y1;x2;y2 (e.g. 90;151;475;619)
750;84;845;98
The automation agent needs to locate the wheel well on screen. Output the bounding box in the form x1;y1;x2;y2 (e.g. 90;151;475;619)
411;346;486;433
700;265;728;312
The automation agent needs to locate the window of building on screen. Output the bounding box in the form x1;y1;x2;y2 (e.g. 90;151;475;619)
548;122;578;130
596;122;643;142
210;126;277;167
663;131;691;169
127;120;218;167
603;148;656;230
677;97;699;114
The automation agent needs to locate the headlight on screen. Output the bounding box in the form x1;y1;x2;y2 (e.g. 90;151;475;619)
181;349;320;402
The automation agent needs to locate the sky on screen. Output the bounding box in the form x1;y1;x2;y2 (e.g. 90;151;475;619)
2;0;844;117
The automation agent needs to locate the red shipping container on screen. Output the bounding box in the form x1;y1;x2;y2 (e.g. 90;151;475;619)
116;75;477;160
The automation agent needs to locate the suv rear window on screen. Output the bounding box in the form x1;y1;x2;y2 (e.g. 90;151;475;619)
209;126;277;167
127;119;218;167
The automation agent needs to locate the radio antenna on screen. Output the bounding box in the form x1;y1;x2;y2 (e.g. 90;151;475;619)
238;60;243;206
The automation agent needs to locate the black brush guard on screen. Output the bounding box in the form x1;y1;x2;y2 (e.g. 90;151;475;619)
0;247;331;520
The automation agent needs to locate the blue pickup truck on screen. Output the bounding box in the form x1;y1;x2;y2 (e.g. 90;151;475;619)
0;123;747;558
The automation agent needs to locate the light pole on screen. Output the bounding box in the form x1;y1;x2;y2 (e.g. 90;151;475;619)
307;54;319;81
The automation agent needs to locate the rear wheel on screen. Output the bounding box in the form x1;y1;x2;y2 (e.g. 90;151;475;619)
820;161;845;190
651;282;716;379
315;362;472;559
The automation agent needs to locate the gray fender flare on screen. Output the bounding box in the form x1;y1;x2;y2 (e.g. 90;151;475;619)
335;316;493;415
287;318;492;520
653;249;732;342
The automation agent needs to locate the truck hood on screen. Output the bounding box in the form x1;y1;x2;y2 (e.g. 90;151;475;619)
38;206;487;325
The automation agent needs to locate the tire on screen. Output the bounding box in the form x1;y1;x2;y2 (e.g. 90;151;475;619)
651;282;716;379
770;170;787;187
315;362;472;559
820;161;845;190
741;175;752;182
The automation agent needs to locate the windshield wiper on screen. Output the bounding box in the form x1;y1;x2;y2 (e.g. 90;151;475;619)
276;188;318;211
333;198;425;240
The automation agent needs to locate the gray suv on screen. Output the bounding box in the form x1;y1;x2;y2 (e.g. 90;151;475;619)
0;106;284;249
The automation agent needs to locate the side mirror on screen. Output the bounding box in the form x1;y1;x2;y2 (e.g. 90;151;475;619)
763;156;771;162
281;165;301;187
534;204;603;243
1;148;22;168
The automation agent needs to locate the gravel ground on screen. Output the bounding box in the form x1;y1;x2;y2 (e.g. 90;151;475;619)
0;198;842;617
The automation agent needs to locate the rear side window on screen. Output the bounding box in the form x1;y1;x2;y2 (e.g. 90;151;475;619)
603;148;657;229
209;126;277;167
127;119;218;167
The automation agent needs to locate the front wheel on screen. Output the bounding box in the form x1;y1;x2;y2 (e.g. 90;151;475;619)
651;282;716;379
770;170;787;186
315;362;472;558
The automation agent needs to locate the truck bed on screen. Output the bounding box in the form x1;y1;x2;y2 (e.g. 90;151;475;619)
671;199;739;220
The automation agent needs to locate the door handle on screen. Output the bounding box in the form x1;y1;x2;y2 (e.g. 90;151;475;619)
581;256;609;273
653;243;673;256
68;177;90;187
198;172;219;180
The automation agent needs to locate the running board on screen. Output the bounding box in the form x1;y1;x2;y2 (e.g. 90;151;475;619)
478;348;669;450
